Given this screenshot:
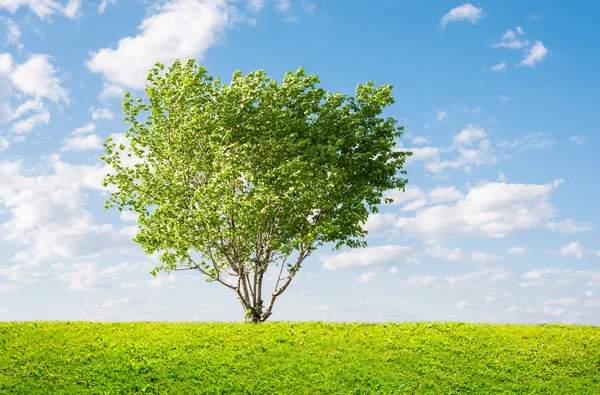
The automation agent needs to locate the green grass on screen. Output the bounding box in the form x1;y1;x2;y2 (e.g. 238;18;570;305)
0;322;599;394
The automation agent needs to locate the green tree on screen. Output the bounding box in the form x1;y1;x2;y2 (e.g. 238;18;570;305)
102;59;411;322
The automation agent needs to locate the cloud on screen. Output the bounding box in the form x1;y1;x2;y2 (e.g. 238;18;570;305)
456;300;469;308
403;267;510;288
543;297;579;307
471;252;503;264
426;187;464;204
436;110;447;121
507;246;527;255
396;180;560;239
490;61;507;72
521;41;548;67
61;134;103;151
56;261;141;291
402;275;439;287
276;0;291;11
411;136;430;146
90;107;115;120
546;219;594;234
0;0;81;19
87;0;237;90
426;244;465;261
98;0;117;13
99;83;124;101
322;245;419;271
492;29;529;49
10;109;50;133
439;3;483;29
499;132;555;152
10;54;69;102
584;299;600;308
72;123;96;134
101;297;132;308
362;213;398;237
541;306;565;316
569;135;586;145
520;268;600;288
0;156;139;264
2;18;21;44
357;272;376;283
453;124;486;145
556;241;585;259
122;274;199;290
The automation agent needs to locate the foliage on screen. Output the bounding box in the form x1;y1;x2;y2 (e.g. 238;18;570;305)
101;59;411;322
1;322;599;394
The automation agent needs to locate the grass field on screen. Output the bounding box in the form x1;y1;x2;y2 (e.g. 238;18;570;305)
0;322;599;394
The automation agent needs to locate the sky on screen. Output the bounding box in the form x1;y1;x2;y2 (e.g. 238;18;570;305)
1;0;599;324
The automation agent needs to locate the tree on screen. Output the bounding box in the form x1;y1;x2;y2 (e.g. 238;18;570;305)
101;59;411;323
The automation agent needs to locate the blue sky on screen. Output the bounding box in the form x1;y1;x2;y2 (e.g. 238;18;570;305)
1;0;599;324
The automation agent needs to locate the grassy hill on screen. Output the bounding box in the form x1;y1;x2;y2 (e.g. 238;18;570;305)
0;322;598;394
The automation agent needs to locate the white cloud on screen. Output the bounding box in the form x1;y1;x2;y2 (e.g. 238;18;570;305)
521;41;548;67
541;306;565;316
10;54;68;102
507;246;527;255
516;26;524;35
322;245;418;271
557;241;585;259
499;132;555;152
547;219;594;234
427;244;464;261
101;297;132;308
120;211;139;222
2;18;21;44
61;134;103;151
586;291;594;297
362;213;398;237
384;186;424;205
396;180;560;239
471;252;503;264
276;0;291;11
357;272;376;283
492;29;529;49
436;110;447;121
584;299;600;308
453;124;486;145
402;267;510;288
569;135;586;145
122;274;199;290
98;0;117;13
543;297;579;307
87;0;236;90
456;300;469;308
0;156;139;264
390;267;397;274
90;106;115;120
10;109;50;133
99;83;124;101
405;147;441;166
402;275;439;287
72;122;96;135
0;0;81;19
411;136;430;146
426;187;464;204
490;61;507;72
439;3;483;29
520;268;600;288
57;262;136;291
445;267;511;286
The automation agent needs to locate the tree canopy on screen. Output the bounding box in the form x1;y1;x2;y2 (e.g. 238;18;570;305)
102;59;411;322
